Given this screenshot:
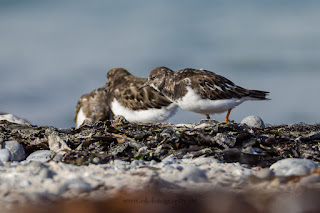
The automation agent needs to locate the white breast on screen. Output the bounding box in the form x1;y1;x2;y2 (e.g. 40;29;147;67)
76;107;89;128
176;86;254;115
111;98;178;123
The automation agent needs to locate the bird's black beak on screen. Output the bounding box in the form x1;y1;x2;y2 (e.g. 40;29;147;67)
138;81;150;90
103;81;109;88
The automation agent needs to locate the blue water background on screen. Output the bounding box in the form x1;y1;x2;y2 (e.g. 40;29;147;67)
0;0;319;128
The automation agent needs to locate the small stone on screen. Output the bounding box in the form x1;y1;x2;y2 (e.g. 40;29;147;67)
0;149;12;162
26;150;55;163
255;168;274;180
149;160;157;166
161;156;178;165
163;164;176;172
270;158;318;177
38;167;55;179
58;177;92;194
3;141;26;161
18;179;32;188
48;135;71;155
241;116;265;128
213;133;236;148
0;113;32;125
138;146;149;154
130;160;146;168
180;164;208;182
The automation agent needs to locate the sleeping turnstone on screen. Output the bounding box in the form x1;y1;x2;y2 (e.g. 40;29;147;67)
75;88;113;128
106;68;178;123
141;66;269;122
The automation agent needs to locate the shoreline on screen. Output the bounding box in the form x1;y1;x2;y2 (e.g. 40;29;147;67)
0;117;320;212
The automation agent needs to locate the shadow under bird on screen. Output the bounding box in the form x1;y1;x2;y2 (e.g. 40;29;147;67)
105;68;178;123
140;66;269;122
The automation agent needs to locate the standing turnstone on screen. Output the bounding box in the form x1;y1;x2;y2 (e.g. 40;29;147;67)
106;68;178;123
75;88;113;128
141;66;269;122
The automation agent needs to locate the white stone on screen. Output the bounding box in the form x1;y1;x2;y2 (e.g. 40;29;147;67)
270;158;318;177
26;150;55;163
0;149;12;162
241;115;265;128
3;141;26;161
179;164;208;182
0;114;32;125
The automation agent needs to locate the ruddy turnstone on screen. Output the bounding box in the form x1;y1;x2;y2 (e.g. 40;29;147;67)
141;66;269;122
106;68;178;123
75;88;113;128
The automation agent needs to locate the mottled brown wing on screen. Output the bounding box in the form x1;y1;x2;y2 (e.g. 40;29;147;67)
75;88;113;123
113;81;173;110
177;69;268;100
74;93;88;123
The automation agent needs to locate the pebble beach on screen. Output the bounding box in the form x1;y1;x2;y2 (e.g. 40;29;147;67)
1;114;320;212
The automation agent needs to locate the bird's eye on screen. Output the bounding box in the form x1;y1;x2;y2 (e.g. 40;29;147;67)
151;75;156;80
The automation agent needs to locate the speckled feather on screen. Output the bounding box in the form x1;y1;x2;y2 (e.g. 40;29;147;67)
106;68;173;110
74;88;112;126
147;67;269;102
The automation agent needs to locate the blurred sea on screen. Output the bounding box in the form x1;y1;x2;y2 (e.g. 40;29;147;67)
0;0;319;128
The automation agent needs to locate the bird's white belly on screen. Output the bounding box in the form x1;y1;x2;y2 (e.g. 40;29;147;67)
176;86;250;115
76;107;89;128
111;98;178;122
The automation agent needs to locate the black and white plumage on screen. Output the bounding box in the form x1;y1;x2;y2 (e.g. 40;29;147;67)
74;88;113;128
105;68;178;123
141;66;269;122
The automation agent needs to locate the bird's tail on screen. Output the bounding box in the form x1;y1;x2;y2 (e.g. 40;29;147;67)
248;90;270;100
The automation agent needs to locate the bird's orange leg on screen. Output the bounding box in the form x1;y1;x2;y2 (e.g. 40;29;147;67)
224;109;232;123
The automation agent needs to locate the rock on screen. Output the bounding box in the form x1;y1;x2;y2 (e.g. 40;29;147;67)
0;113;32;125
213;133;236;148
58;177;92;195
180;164;208;182
0;149;12;162
130;160;146;168
3;140;26;161
241;116;265;128
26;150;56;163
255;168;274;180
270;158;318;177
160;156;178;165
48;135;71;155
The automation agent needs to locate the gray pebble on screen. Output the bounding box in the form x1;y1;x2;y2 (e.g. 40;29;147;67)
163;165;176;172
241;116;265;128
149;160;157;166
255;168;274;180
18;179;32;188
3;141;26;161
270;158;318;177
58;178;92;195
26;150;55;163
180;164;208;182
0;149;12;162
213;133;236;148
130;160;146;168
161;156;178;165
